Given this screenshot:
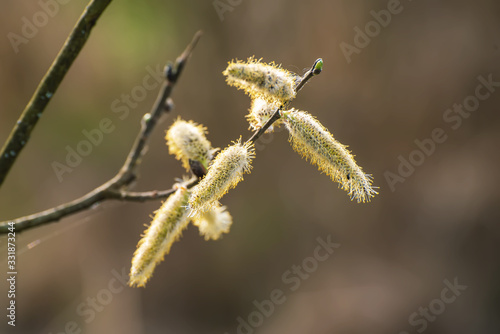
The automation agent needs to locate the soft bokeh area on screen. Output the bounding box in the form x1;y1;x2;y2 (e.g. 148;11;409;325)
1;0;500;333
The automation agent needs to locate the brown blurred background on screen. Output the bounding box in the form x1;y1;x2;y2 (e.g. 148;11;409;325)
1;0;500;333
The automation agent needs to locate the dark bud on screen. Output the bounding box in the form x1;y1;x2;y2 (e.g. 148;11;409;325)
189;159;207;178
165;63;175;81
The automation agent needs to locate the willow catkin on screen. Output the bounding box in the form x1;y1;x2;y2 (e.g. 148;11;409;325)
223;57;299;103
129;186;190;287
192;204;233;241
281;109;377;203
166;118;214;170
189;140;255;216
247;97;282;132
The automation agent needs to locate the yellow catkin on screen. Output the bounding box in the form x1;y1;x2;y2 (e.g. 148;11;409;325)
165;118;214;170
281;109;377;203
192;204;233;240
247;97;282;132
189;140;255;216
129;186;190;287
222;57;299;103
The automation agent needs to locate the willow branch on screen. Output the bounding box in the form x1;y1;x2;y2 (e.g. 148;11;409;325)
0;0;113;188
246;58;323;144
106;176;199;201
0;32;202;234
116;32;201;184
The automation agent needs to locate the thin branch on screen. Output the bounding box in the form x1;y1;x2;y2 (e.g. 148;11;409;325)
246;58;323;144
0;0;113;188
107;189;177;202
106;176;199;202
115;31;202;185
0;32;202;234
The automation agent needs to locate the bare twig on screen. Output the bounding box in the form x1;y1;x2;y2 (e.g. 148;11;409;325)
0;32;202;234
106;176;198;201
117;31;202;184
246;58;323;144
0;0;113;188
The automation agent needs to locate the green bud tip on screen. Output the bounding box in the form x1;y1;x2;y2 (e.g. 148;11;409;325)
313;58;323;75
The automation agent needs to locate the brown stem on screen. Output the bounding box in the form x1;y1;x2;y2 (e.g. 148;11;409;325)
106;176;199;201
0;0;113;188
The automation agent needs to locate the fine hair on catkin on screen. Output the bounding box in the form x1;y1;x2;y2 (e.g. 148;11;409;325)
223;57;300;103
165;117;214;170
247;97;282;132
189;139;255;216
281;109;377;203
192;204;233;241
129;186;190;287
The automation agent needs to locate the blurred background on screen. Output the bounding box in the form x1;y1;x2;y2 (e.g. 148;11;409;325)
1;0;500;333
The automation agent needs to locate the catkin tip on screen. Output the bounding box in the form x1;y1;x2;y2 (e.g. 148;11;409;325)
192;204;233;240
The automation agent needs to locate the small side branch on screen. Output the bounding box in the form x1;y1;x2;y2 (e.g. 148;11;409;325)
0;32;202;234
106;176;199;201
0;0;113;188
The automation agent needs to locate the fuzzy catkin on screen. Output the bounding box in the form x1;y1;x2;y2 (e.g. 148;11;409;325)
247;97;282;132
192;204;233;240
189;140;255;215
166;118;214;170
129;186;190;287
281;109;377;203
223;57;299;103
